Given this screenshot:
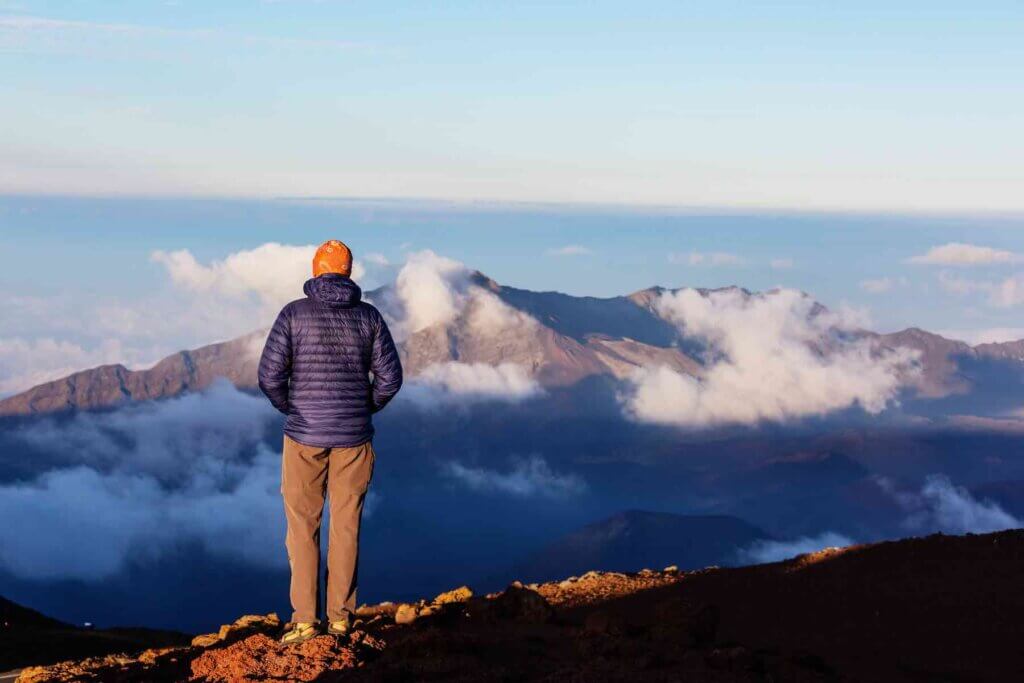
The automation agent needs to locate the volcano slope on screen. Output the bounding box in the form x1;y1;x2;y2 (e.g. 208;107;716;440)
15;529;1024;682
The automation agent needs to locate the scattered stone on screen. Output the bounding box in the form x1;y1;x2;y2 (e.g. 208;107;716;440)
394;603;419;625
192;613;280;650
356;602;398;618
493;584;554;623
433;585;473;605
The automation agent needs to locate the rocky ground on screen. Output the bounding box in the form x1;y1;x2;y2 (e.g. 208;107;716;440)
13;529;1024;682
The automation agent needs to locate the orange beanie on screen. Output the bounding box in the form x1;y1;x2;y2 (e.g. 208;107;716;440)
312;240;353;277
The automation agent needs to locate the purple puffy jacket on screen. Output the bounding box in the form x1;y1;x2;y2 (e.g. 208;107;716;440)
258;273;403;447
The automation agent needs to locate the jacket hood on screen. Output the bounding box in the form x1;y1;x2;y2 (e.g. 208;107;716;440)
303;273;362;308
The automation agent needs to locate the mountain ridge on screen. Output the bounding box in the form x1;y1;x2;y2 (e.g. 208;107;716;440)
10;529;1024;681
2;276;1021;417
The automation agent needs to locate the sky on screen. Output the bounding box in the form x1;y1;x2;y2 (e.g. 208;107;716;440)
1;1;1023;211
3;2;1024;396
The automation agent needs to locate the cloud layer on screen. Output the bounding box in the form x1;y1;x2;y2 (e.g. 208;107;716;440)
441;456;586;498
0;382;285;580
622;288;916;427
886;475;1022;535
738;532;854;565
405;362;542;406
909;242;1021;266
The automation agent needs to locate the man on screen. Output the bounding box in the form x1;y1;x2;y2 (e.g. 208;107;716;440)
258;239;403;644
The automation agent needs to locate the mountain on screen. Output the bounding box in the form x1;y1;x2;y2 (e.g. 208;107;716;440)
3;274;1024;416
0;595;188;672
514;510;771;582
14;530;1024;682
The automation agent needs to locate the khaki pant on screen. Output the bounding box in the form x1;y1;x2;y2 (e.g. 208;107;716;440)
281;434;375;624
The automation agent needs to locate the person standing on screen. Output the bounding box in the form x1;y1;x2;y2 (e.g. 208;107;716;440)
258;239;403;643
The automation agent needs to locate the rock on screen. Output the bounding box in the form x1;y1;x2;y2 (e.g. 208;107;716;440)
394;603;419;625
356;602;398;618
493;584;554;623
192;633;222;648
191;614;280;650
663;565;679;573
557;579;575;589
433;585;473;605
509;580;524;588
580;570;602;580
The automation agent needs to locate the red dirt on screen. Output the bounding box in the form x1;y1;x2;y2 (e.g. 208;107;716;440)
16;530;1024;682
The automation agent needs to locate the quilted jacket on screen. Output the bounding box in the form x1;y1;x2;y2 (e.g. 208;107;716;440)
258;273;403;447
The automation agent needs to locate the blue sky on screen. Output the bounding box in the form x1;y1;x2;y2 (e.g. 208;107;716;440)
2;1;1023;210
3;3;1024;395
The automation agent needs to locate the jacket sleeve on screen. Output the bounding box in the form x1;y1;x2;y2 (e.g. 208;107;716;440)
370;311;403;413
258;308;293;414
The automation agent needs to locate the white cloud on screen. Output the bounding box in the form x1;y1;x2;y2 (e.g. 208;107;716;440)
859;277;893;294
770;258;794;270
909;242;1021;266
738;532;854;565
668;251;745;267
545;245;592;257
405;362;542;406
988;274;1024;308
621;288;917;427
0;383;285;580
382;249;540;343
441;456;586;498
935;327;1024;345
151;243;367;314
0;336;164;396
388;250;469;334
936;270;1024;308
885;475;1022;535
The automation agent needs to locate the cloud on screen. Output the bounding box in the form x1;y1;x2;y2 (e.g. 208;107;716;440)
738;532;854;565
387;250;471;334
935;327;1024;345
884;475;1022;535
545;245;592;257
151;243;367;314
0;382;288;580
936;270;1024;308
770;258;794;270
621;288;917;427
0;336;158;396
404;362;542;406
859;277;892;294
668;251;745;267
908;243;1022;266
441;456;586;498
381;249;540;342
859;276;908;294
15;380;274;481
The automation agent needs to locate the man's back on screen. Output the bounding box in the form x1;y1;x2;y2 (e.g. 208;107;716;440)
258;272;403;448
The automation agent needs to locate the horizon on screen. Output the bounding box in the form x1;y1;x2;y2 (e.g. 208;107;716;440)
5;193;1024;396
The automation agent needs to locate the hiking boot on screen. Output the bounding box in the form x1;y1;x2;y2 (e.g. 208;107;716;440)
280;622;318;644
327;618;350;636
